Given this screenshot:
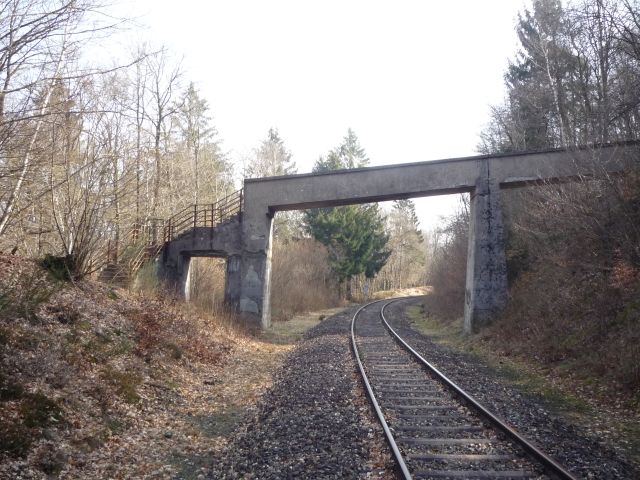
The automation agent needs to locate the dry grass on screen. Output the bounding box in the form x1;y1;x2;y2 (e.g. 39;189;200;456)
260;307;345;344
0;255;238;478
406;296;640;465
370;285;431;301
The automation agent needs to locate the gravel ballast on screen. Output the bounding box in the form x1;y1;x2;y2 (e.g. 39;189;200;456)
208;307;395;479
384;298;640;480
209;296;637;479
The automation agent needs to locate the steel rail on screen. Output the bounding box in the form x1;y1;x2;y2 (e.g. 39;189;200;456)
351;301;412;480
380;299;577;480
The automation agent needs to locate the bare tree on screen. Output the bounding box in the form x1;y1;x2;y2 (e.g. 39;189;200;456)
143;49;182;218
0;0;129;239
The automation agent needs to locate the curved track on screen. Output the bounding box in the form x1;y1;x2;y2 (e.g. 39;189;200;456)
351;298;577;480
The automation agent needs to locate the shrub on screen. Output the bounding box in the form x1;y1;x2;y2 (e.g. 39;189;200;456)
0;423;32;457
0;373;24;401
102;368;141;404
270;238;341;321
39;254;76;281
20;392;63;428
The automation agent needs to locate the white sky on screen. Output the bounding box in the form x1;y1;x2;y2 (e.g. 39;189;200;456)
109;0;530;231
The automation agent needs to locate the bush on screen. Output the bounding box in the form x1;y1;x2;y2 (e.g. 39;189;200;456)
39;254;76;281
492;170;640;395
102;368;141;404
0;423;32;457
20;392;64;428
0;373;24;401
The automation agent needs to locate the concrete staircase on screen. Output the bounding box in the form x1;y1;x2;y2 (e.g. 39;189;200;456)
97;262;131;288
97;242;163;288
96;189;243;289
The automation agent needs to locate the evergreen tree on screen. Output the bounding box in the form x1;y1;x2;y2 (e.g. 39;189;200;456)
479;0;640;154
377;199;425;290
246;127;296;178
304;130;389;298
177;83;217;204
247;128;299;239
313;128;369;172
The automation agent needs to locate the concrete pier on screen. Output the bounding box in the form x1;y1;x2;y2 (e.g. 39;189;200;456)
464;172;508;334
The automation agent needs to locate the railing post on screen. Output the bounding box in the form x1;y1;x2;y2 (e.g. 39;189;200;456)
151;221;156;245
193;205;197;229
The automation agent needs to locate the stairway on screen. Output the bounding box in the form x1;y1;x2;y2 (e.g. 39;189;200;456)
97;241;163;289
97;263;131;288
96;189;243;288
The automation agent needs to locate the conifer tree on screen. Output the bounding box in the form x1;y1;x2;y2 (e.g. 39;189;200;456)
246;128;296;178
304;130;389;298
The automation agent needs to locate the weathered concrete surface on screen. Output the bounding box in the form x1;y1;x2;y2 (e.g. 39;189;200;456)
158;219;242;305
243;143;638;215
464;168;508;334
238;197;274;328
238;142;639;330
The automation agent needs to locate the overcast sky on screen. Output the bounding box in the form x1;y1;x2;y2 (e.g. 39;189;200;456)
111;0;530;230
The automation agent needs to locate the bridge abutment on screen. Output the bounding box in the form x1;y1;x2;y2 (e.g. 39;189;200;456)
463;169;508;334
238;202;273;329
157;221;244;309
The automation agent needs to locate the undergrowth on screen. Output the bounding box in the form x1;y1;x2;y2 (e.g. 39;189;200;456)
0;254;242;475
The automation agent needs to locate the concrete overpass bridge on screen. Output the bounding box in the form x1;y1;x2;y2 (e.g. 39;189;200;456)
155;142;639;333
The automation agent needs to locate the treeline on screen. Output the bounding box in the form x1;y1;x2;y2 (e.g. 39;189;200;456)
0;1;427;318
480;0;640;151
0;0;235;275
428;0;640;392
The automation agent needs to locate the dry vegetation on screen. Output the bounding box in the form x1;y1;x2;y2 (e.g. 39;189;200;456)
425;171;640;410
270;238;343;321
0;254;303;479
494;171;640;402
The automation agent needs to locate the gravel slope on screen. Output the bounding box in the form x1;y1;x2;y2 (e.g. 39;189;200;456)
384;298;640;480
208;307;396;479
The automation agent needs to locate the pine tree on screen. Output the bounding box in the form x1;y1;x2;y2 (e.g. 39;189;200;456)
304;130;389;299
246;128;299;239
246;128;296;178
177;83;217;204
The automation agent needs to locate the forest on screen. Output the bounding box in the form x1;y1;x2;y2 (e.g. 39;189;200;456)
0;0;427;318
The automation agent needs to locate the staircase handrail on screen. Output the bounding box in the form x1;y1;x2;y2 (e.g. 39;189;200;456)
163;189;243;242
96;189;243;281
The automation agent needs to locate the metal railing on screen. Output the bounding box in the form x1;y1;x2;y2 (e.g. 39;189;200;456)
93;189;244;278
162;189;243;242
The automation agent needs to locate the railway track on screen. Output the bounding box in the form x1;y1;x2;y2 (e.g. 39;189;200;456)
351;298;578;480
